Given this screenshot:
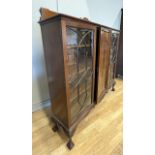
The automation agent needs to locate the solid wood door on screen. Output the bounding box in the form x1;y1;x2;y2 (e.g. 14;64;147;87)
97;28;111;101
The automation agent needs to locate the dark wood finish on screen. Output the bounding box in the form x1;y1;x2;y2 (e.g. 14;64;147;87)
95;28;120;103
40;18;69;128
116;9;123;78
39;10;97;150
39;8;120;150
95;27;111;103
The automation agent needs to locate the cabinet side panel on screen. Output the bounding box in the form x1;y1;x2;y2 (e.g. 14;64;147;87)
40;20;68;127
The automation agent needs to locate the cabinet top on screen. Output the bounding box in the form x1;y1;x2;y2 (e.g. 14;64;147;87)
38;8;120;32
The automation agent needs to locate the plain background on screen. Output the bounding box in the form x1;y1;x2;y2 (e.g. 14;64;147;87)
0;0;155;155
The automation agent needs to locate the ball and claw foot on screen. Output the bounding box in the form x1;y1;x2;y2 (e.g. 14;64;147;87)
67;139;74;150
52;124;59;132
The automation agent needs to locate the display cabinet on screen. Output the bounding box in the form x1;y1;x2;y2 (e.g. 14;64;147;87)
39;9;97;149
39;8;120;150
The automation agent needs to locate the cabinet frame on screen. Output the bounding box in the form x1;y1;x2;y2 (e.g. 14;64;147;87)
39;8;120;149
40;14;97;149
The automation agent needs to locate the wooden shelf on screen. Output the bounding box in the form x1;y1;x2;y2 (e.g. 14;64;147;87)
68;59;92;66
67;44;91;49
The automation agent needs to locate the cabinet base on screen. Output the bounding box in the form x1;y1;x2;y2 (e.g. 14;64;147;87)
51;104;94;150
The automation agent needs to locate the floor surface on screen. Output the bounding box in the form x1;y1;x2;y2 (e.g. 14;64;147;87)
32;79;123;155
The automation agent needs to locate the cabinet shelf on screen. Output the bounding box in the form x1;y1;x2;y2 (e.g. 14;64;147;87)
67;44;91;49
68;58;92;66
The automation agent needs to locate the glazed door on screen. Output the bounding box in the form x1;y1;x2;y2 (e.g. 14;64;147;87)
97;29;111;100
66;26;94;122
107;32;119;88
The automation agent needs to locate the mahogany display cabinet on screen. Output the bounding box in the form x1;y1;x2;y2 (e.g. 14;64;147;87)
39;9;97;149
39;8;120;150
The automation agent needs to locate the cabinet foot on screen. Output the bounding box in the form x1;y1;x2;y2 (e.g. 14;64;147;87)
52;123;59;132
67;138;74;150
111;87;115;91
112;81;116;91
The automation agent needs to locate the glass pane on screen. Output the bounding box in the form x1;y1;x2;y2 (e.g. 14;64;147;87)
66;26;94;122
108;33;119;88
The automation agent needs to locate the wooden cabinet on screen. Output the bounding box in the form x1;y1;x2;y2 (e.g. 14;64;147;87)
95;28;119;103
39;11;97;149
39;8;120;150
